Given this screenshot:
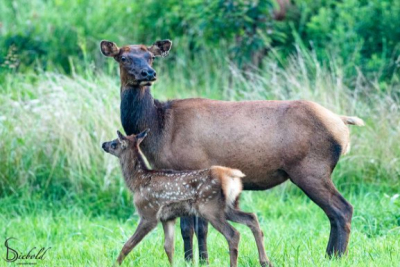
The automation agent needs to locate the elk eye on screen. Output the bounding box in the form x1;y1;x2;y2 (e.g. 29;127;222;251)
111;143;117;149
121;56;127;62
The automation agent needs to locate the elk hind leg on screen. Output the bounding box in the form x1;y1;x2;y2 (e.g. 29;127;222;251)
226;208;272;267
203;213;240;267
289;168;353;257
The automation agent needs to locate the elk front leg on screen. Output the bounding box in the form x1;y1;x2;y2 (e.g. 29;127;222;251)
162;219;176;265
195;216;209;264
115;219;157;266
180;216;194;262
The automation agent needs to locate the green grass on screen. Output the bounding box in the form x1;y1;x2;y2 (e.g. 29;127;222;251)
1;183;399;266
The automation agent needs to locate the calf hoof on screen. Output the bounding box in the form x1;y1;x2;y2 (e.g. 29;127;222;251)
260;260;273;267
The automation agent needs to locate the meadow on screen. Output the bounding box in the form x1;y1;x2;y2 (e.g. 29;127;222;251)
1;0;400;266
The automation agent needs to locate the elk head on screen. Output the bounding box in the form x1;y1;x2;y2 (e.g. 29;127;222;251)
100;40;172;87
102;129;150;158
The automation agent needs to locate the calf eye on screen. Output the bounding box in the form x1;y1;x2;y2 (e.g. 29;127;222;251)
111;143;117;149
121;56;127;62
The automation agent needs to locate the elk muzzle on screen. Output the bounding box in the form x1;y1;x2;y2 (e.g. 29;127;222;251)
140;68;157;81
102;142;110;152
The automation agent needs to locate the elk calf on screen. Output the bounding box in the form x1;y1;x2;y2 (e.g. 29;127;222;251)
102;129;271;267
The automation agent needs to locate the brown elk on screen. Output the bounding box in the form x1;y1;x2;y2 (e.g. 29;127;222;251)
102;129;272;267
100;39;364;263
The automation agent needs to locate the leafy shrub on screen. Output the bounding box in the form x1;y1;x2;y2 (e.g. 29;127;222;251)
0;0;399;80
278;0;400;79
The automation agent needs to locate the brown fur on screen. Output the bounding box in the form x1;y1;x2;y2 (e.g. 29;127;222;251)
101;40;365;260
102;131;271;267
211;166;244;208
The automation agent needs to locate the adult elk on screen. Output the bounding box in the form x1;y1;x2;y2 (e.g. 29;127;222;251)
100;39;364;263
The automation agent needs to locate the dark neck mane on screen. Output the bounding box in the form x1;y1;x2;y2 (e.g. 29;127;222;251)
120;85;170;162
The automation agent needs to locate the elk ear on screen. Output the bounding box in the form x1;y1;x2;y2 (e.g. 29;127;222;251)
117;130;126;141
136;128;150;145
148;40;172;57
100;40;120;57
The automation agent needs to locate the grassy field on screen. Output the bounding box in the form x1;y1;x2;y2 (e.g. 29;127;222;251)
1;184;399;266
1;51;399;266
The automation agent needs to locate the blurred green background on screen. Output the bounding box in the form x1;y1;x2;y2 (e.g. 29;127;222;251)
0;1;399;266
1;0;400;80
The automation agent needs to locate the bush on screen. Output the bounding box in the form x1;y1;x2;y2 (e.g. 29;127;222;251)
277;0;400;79
0;0;399;81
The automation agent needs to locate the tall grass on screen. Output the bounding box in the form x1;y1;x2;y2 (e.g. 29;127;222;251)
0;50;399;200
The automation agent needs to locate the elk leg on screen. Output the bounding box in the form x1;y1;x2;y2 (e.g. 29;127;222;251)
162;219;176;265
195;216;209;264
288;168;353;257
180;216;194;262
226;209;272;267
116;219;157;265
204;214;240;267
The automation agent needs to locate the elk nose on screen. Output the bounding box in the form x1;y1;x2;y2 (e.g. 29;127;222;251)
102;143;107;150
149;70;156;79
141;69;156;80
140;69;149;77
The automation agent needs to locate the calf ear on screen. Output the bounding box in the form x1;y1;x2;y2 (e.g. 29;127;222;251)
136;128;150;145
117;130;126;141
100;40;120;57
148;40;172;57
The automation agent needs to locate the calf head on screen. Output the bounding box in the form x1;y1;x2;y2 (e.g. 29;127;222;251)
102;129;150;158
100;40;172;87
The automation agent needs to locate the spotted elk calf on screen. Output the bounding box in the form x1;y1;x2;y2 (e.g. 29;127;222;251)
102;129;272;267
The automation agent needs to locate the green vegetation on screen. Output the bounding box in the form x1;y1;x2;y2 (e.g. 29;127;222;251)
1;0;399;79
0;0;399;266
1;184;399;266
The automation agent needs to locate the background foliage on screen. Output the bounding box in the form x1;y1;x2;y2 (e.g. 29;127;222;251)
1;0;399;80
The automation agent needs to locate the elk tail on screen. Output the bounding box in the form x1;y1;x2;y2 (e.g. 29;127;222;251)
210;166;245;209
340;116;365;126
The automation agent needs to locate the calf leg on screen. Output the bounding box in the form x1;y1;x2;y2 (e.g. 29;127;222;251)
202;213;240;267
288;167;353;257
195;216;209;264
116;219;157;265
180;216;194;262
162;219;176;265
226;209;272;267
